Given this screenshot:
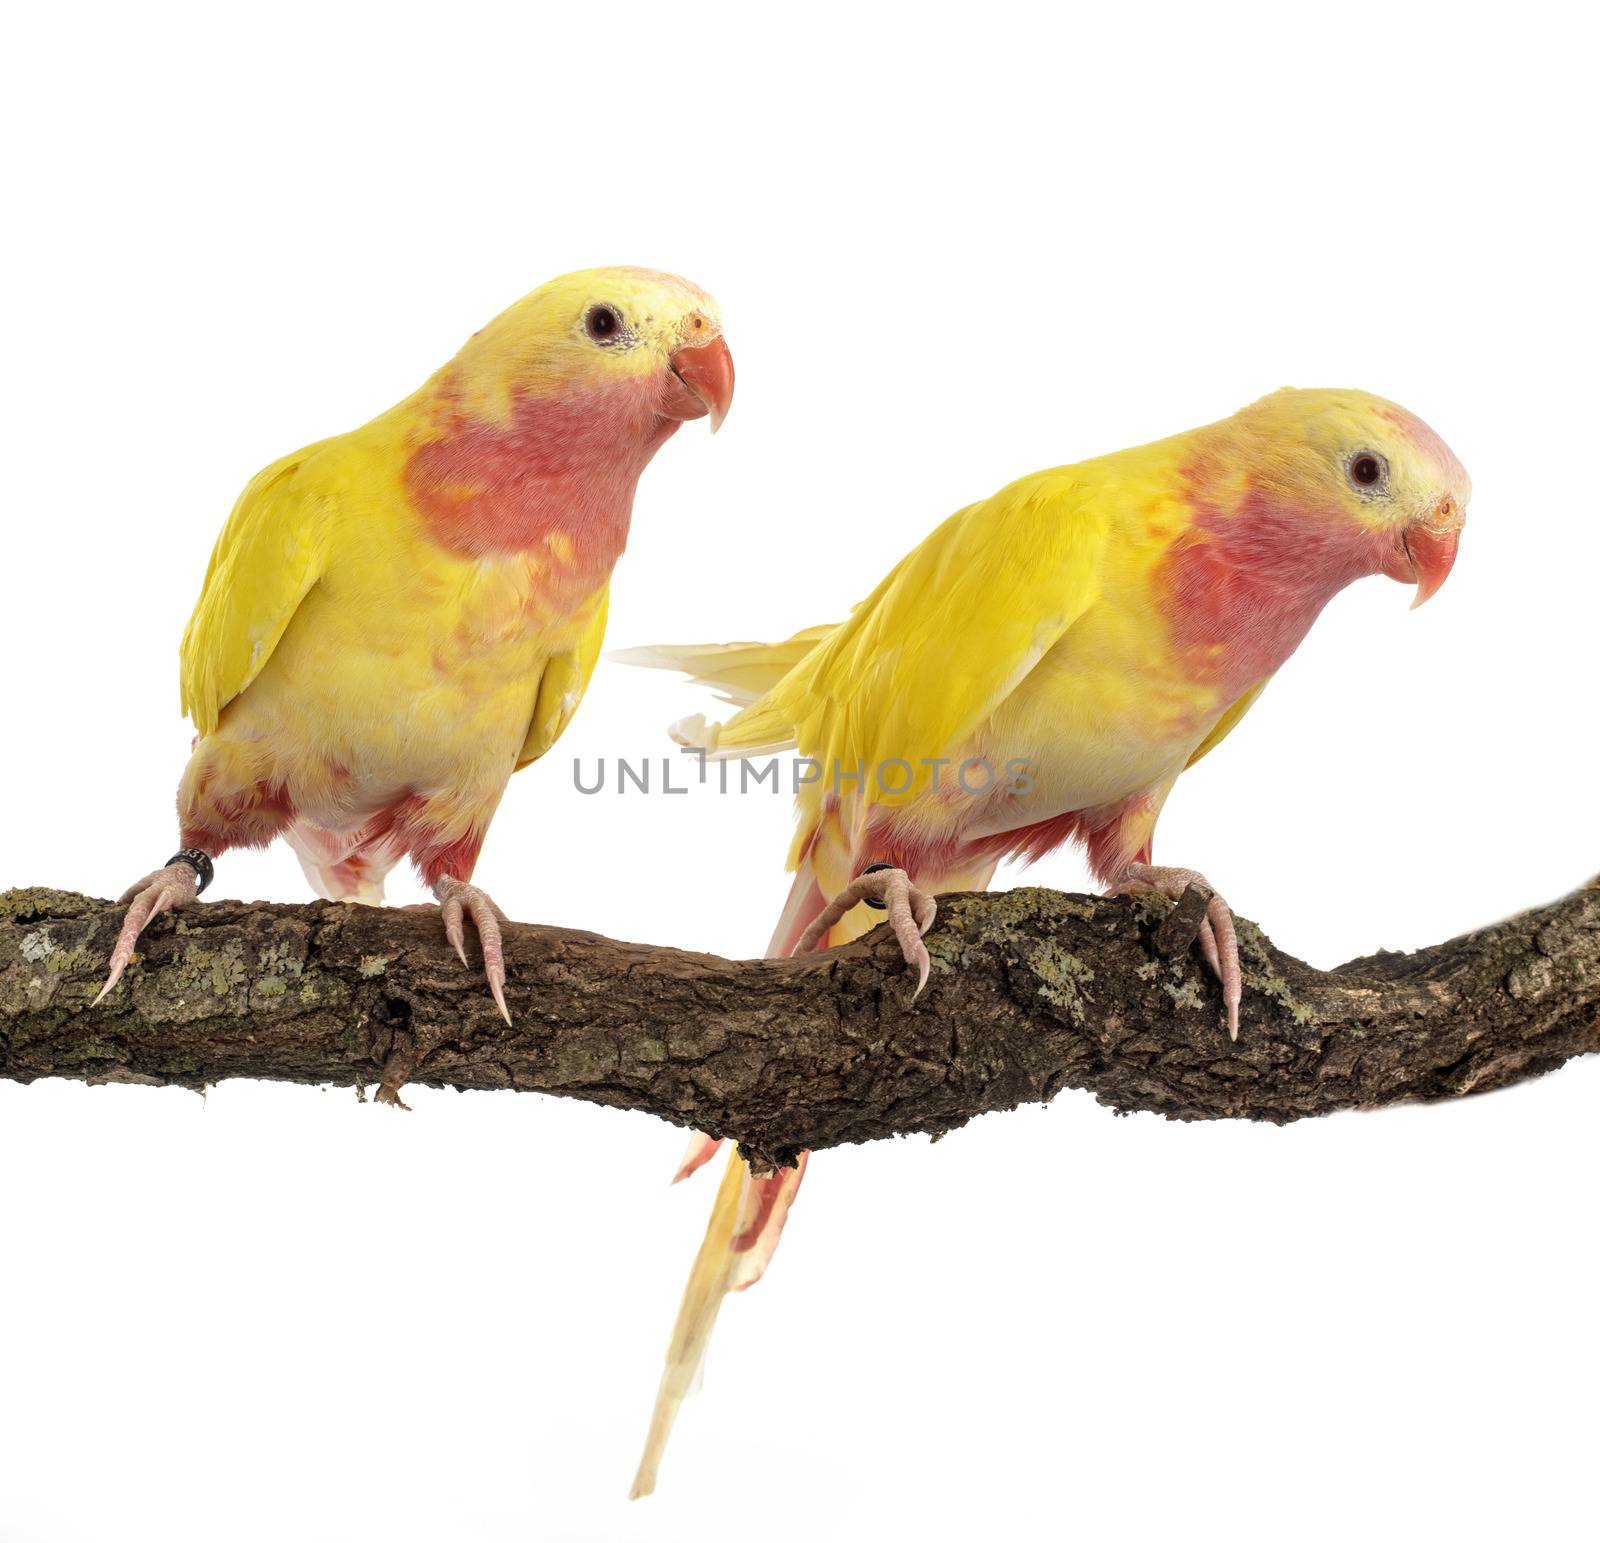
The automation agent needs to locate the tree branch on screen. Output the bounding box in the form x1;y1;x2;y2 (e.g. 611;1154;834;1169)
3;880;1597;1169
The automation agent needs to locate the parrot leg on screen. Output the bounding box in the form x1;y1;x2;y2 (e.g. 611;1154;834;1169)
93;862;202;1004
795;866;938;995
1108;862;1242;1038
433;874;513;1027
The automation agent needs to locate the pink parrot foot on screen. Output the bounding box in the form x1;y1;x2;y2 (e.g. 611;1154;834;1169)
434;876;512;1025
1109;862;1242;1039
796;865;938;996
94;861;203;1004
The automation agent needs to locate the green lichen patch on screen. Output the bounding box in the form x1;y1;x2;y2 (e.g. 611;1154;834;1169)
1030;940;1095;1019
127;934;252;1017
1234;918;1316;1027
258;940;307;978
248;935;317;1009
923;889;1103;1020
2;922;99;1013
0;888;100;924
37;934;94;974
927;888;1099;974
176;940;250;1000
1162;976;1208;1012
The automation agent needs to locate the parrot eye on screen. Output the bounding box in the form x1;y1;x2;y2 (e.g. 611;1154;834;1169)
1348;451;1388;491
584;304;623;344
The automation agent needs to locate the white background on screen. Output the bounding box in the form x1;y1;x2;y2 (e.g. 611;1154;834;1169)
3;3;1597;1539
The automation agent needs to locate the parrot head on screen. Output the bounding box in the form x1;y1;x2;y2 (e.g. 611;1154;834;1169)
449;265;734;431
1226;387;1471;607
406;267;733;564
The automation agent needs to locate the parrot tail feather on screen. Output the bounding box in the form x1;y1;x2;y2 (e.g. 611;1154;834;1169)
629;1149;808;1499
729;1152;807;1291
610;625;837;707
668;710;796;760
631;826;831;1498
767;862;830;959
616;628;843;760
672;1130;724;1184
285;821;396;906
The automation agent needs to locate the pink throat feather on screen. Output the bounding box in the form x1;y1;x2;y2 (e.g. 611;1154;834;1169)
404;370;680;578
1158;471;1396;697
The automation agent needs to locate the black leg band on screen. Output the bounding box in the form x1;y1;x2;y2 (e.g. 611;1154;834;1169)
166;849;215;894
859;862;896;909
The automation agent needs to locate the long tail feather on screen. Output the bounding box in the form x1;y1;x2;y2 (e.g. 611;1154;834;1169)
628;773;853;1496
630;1153;746;1499
629;1150;808;1498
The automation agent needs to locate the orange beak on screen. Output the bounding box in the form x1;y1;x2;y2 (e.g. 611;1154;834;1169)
1404;495;1465;608
670;334;735;432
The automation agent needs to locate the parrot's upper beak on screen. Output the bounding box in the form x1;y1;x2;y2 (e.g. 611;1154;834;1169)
1400;494;1465;609
669;335;735;432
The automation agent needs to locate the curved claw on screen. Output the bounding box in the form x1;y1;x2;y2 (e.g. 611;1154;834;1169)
433;877;512;1025
94;863;200;1005
795;866;937;996
1111;862;1242;1039
1201;901;1241;1038
439;892;470;968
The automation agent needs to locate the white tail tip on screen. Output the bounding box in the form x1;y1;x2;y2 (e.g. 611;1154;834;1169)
668;713;719;752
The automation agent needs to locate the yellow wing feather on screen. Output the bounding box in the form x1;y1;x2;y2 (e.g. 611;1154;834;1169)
516;589;610;768
1184;679;1270;769
179;444;335;736
720;472;1109;795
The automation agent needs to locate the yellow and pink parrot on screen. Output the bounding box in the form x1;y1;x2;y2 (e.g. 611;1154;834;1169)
97;266;734;1032
618;386;1469;1494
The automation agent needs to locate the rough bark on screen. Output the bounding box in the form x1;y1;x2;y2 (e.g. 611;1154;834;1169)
2;880;1597;1169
